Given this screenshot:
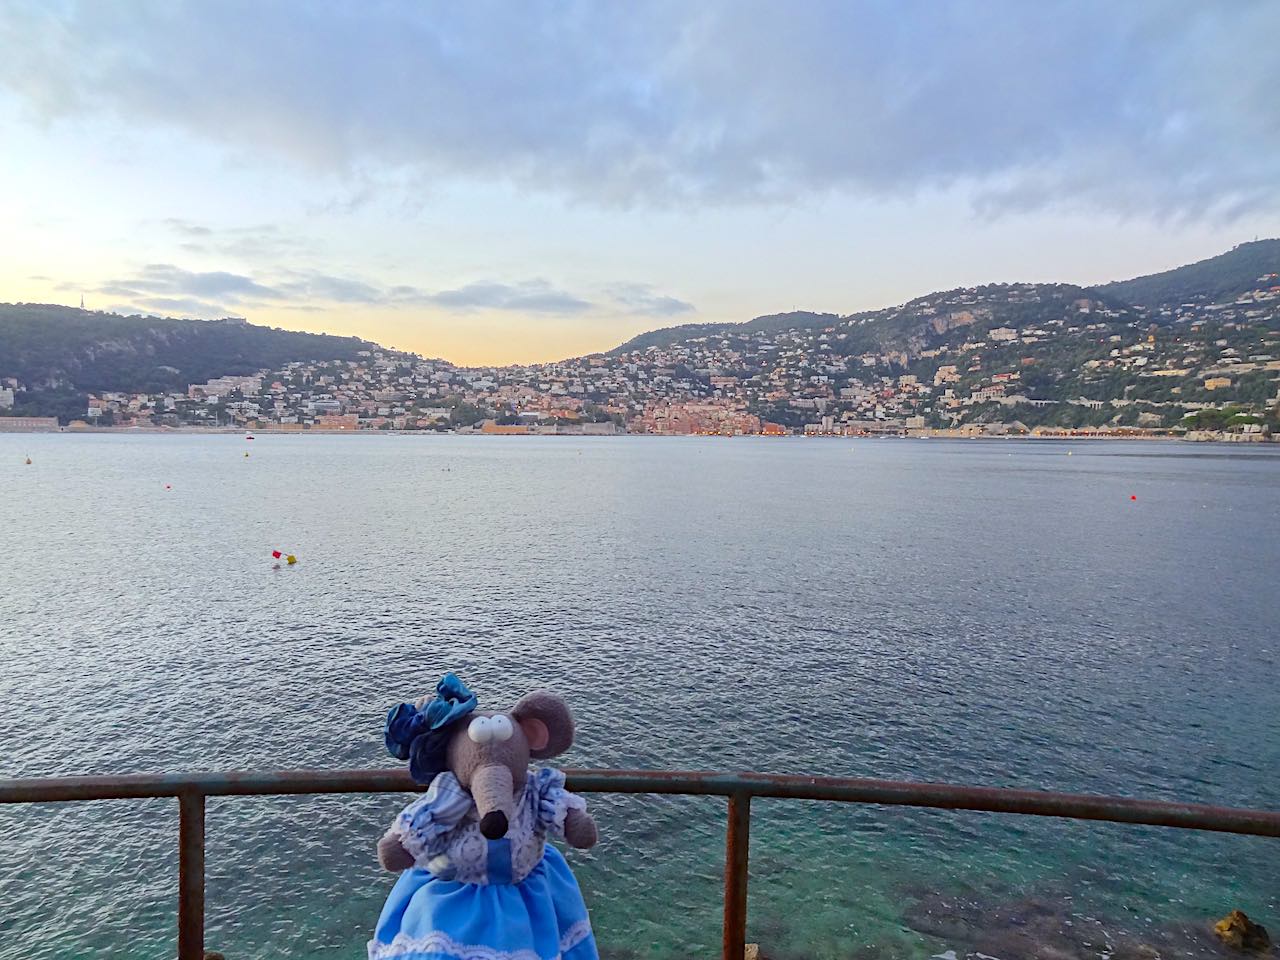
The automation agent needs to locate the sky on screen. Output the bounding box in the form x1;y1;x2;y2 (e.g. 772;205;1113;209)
1;1;1278;366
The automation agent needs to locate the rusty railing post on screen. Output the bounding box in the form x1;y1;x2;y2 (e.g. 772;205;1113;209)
723;790;751;960
178;789;205;960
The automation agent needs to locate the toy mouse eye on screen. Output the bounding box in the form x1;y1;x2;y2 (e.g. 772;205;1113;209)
490;715;514;741
467;716;494;743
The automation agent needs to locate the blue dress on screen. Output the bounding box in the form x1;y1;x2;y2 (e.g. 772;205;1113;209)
369;768;598;960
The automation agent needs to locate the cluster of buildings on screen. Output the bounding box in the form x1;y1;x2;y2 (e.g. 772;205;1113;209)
8;274;1279;438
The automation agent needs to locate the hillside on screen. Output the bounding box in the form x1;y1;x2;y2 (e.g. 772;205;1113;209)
609;311;839;355
576;239;1280;435
1097;239;1280;308
608;284;1138;359
833;283;1139;357
606;240;1280;357
0;304;373;421
3;239;1278;433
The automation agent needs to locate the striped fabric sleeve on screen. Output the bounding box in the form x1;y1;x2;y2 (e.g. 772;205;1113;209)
390;772;474;865
534;767;587;839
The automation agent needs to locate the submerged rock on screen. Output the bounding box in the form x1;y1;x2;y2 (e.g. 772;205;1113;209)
1214;911;1270;952
904;888;1275;960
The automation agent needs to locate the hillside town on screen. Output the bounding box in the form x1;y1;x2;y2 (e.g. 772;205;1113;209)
3;272;1279;441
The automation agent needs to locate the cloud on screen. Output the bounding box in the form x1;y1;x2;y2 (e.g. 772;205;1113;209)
273;272;385;304
2;1;1278;218
94;263;371;312
89;263;630;318
122;263;281;301
135;295;241;317
94;283;147;298
426;280;592;314
160;218;212;237
156;220;316;259
97;298;240;319
606;283;695;317
92;264;282;317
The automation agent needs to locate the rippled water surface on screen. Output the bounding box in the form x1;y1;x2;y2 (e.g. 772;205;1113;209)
2;434;1278;960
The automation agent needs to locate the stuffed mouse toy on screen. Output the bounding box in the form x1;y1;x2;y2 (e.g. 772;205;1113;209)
368;673;599;960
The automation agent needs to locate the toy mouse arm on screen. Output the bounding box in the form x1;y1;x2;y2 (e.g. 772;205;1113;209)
533;767;598;850
378;830;415;871
562;807;598;850
377;774;472;871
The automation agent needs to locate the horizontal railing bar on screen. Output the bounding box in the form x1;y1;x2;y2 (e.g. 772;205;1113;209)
0;769;416;802
567;770;1280;837
1;768;1277;837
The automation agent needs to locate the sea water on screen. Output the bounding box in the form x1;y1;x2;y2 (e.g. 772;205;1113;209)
1;435;1277;959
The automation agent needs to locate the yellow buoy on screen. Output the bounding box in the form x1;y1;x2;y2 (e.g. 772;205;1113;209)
286;554;297;565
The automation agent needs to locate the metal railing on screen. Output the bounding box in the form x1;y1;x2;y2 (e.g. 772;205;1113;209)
2;768;1279;960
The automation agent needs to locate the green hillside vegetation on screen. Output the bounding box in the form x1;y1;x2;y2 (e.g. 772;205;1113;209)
609;285;1139;360
1096;238;1280;307
614;283;1137;366
837;284;1138;357
608;311;839;355
4;239;1277;430
608;241;1280;357
0;303;372;421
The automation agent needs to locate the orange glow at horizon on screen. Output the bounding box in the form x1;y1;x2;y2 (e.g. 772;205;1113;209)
4;279;662;366
234;306;663;366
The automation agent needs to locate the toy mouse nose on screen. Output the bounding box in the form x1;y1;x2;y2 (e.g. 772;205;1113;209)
480;811;508;839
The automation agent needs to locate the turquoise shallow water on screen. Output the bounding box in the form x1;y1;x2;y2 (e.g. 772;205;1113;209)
1;435;1278;959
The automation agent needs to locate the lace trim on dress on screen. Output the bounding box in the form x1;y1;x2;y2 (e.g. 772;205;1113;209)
367;920;593;960
558;918;593;954
368;930;542;960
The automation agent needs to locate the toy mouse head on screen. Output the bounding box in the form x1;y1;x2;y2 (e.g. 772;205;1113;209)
384;674;575;840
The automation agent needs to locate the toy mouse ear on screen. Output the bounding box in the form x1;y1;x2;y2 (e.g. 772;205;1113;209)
511;691;575;759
